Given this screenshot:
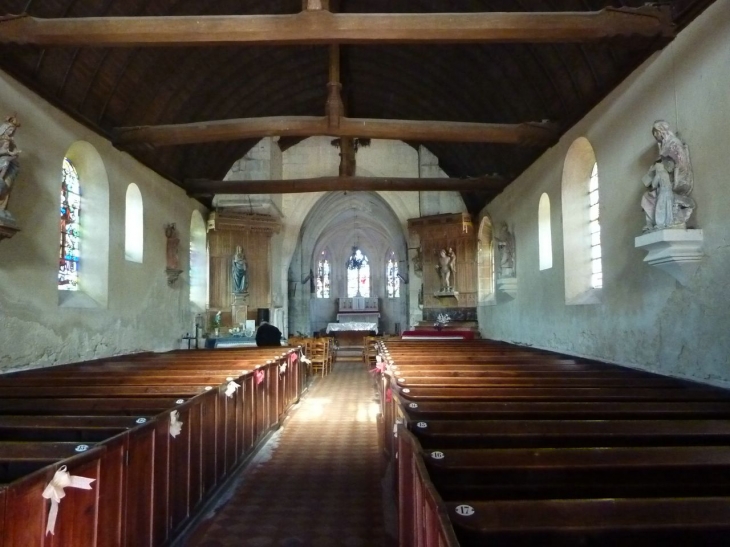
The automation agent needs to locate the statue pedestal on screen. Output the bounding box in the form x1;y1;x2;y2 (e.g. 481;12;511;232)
497;276;517;297
165;268;183;286
635;228;703;286
0;213;20;242
433;290;459;302
232;293;248;326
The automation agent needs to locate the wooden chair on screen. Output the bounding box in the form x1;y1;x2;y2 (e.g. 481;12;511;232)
325;337;336;374
309;339;328;377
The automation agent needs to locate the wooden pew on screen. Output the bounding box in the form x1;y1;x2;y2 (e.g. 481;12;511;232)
383;339;730;546
409;418;730;449
446;498;730;546
0;346;305;547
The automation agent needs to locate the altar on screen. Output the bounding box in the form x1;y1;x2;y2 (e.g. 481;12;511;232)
326;322;378;346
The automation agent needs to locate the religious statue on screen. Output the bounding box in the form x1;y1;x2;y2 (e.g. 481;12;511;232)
496;222;516;278
231;245;248;294
641;120;695;231
0;115;21;222
412;247;423;277
165;223;180;270
435;248;456;292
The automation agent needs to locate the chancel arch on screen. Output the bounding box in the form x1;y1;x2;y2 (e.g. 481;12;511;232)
59;141;109;308
562;137;602;304
289;191;408;336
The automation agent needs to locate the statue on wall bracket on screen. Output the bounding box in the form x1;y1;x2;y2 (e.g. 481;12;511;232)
641;120;695;232
496;222;516;279
0;115;22;242
635;120;703;286
165;223;183;286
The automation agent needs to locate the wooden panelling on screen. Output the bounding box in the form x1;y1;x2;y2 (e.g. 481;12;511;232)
208;212;281;315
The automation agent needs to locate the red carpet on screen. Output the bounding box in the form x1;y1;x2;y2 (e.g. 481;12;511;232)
187;357;389;547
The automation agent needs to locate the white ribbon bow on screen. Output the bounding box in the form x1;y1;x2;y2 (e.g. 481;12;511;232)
42;466;95;535
170;410;183;438
225;380;241;398
279;363;288;375
301;356;312;365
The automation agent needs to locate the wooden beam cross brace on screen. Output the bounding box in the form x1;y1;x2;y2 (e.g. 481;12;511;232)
0;7;674;47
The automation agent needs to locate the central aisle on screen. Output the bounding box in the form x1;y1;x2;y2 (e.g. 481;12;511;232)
188;356;388;547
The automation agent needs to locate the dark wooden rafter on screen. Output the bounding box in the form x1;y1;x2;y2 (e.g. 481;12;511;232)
0;7;674;47
184;175;504;196
113;117;557;147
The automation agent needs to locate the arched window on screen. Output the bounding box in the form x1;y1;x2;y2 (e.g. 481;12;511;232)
538;193;553;271
386;251;400;298
562;137;601;304
189;210;208;312
316;250;331;299
124;183;143;263
478;216;495;302
59;158;81;290
346;247;370;298
58;141;109;308
589;163;603;289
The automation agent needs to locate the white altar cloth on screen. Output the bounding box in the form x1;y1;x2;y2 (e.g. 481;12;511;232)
326;322;377;333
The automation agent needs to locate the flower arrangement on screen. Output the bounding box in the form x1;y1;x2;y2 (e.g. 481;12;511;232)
434;313;451;330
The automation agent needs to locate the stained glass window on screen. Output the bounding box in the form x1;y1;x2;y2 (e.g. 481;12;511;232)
386;254;400;298
316;252;331;299
346;248;370;298
59;158;81;291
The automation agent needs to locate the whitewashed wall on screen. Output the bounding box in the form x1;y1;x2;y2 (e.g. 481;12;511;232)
479;1;730;387
0;70;206;372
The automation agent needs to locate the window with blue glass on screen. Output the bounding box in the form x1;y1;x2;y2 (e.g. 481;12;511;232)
316;250;331;299
386;252;400;298
346;247;370;298
59;158;81;291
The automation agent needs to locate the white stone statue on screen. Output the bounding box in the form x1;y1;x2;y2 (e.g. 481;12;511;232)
496;222;516;278
641;120;695;231
435;247;456;292
0;115;21;221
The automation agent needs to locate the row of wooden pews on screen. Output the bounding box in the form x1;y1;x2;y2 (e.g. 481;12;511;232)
377;339;730;546
0;346;305;547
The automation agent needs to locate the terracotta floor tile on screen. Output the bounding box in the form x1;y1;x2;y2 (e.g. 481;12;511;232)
186;356;392;546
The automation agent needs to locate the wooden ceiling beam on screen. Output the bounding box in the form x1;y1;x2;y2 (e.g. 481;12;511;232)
184;176;505;196
0;7;673;47
113;116;557;147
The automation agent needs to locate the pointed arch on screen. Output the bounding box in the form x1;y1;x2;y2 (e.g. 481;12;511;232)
386;248;400;298
315;247;332;299
346;247;371;298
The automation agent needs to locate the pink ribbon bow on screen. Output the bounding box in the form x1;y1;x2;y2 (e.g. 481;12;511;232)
255;369;265;385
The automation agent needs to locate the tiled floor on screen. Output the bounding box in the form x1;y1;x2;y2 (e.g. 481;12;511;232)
186;355;390;547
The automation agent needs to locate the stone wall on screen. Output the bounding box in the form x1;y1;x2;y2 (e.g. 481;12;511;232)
0;69;206;372
478;0;730;387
